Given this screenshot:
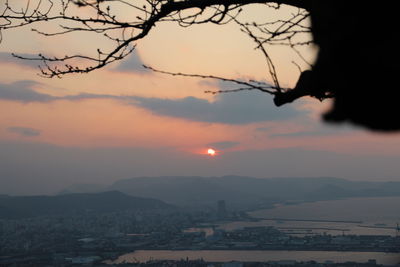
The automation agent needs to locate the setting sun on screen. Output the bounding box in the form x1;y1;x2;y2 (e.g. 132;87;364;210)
207;148;216;156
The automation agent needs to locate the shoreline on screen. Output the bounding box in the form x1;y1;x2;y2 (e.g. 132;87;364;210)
106;249;400;265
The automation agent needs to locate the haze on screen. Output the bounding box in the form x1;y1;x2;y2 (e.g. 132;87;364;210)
1;4;400;196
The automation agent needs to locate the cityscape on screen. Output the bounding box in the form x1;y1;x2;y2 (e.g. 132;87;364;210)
1;195;399;267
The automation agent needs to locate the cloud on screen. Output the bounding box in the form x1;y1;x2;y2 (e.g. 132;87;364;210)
132;84;301;124
0;80;54;102
0;79;301;125
207;141;239;150
269;123;356;138
0;52;42;69
270;129;341;138
255;126;273;132
113;50;150;74
0;80;118;103
7;127;41;137
60;92;117;101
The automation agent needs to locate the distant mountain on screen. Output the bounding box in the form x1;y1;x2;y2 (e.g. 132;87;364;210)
0;191;173;219
59;176;400;208
107;176;400;207
58;183;107;195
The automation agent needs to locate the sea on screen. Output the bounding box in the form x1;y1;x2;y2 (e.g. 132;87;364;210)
107;196;400;265
226;196;400;236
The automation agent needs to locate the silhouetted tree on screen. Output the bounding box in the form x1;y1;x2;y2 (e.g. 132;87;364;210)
0;1;398;131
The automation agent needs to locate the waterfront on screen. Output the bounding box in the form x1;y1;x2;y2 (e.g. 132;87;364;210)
216;197;400;236
107;197;400;265
108;250;400;265
250;197;400;224
3;195;400;266
184;197;400;237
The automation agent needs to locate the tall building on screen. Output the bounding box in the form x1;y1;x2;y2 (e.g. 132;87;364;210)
217;200;227;219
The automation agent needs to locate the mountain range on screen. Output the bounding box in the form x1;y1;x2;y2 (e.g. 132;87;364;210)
3;176;400;219
61;176;400;208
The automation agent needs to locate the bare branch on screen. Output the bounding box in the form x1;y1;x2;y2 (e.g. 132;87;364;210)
143;65;281;95
0;0;311;78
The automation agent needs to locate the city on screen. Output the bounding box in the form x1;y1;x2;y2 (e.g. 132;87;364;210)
1;199;399;266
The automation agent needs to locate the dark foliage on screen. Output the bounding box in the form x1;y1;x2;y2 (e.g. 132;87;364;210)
0;191;172;219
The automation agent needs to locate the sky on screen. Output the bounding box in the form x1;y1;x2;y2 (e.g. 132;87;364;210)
1;2;400;195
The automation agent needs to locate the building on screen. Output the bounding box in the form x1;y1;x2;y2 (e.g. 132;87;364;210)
217;200;227;219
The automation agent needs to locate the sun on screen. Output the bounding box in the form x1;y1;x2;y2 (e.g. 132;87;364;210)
207;148;216;156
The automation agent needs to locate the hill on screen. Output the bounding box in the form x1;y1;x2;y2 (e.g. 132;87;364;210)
58;183;107;195
106;176;400;207
0;191;173;219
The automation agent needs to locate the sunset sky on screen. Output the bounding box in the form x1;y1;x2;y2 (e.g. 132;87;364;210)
1;2;400;195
